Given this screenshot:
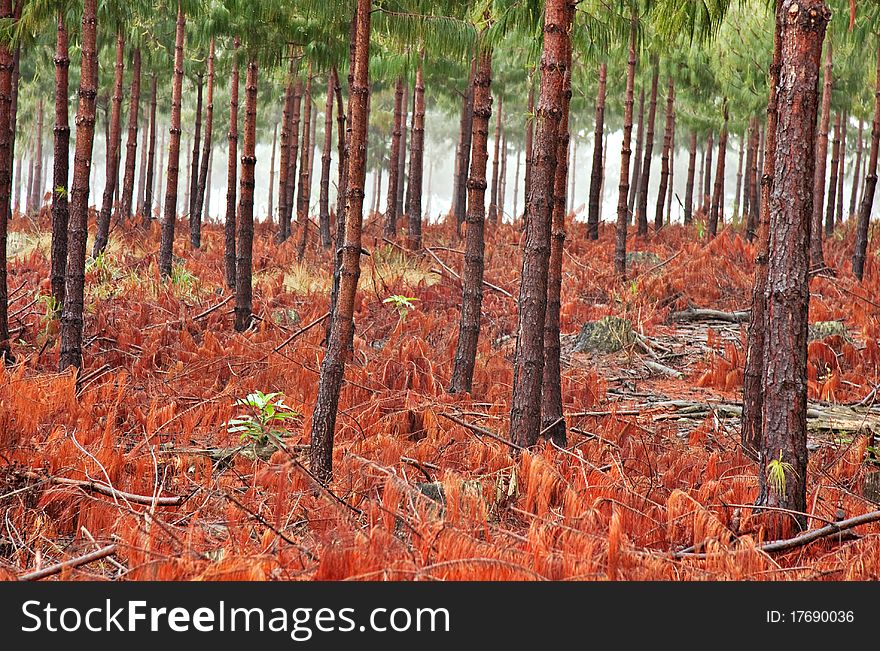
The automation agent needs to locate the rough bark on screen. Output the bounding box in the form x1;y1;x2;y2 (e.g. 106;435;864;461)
509;0;573;449
224;38;239;289
296;76;313;260
587;62;606;240
142;74;158;218
277;58;294;237
310;0;371;485
159;4;186;278
384;77;404;238
319;69;335;248
50;8;70;306
58;0;98;371
187;73;204;244
636;61;659;236
684;132;697;225
747;119;761;240
825;111;840;238
614;13;638;277
709;102;729;237
810;36;832;269
234;58;258;332
31;100;44;213
454;60;476;232
487;94;502;225
449;49;492;395
758;0;828;537
853;42;880;282
193;38;215;246
92;29;125;257
655;77;674;230
406;63;425;250
120;47;141;221
523;79;535;220
850;118;863;219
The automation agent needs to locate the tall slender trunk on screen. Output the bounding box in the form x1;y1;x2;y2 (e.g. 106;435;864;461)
487;94;502;225
283;80;303;241
499;133;508;219
224;38;240;289
702;133;714;214
523;79;535;220
810;36;832;268
629;88;645;217
636;61;659;236
142;74;158;218
193;39;215;246
826;111;841;238
853;42;880;282
25;154;33;215
449;48;492;395
12;154;19;214
734;133;745;219
120;47;141;221
614;12;638;277
742;1;783;458
587;63;606;240
296;76;313;260
235;57;258;332
406;62;425;250
268;123;277;220
50;9;70;306
568;139;576;214
709;102;729;237
743;118;755;225
758;0;828;536
318;70;335;248
155;130;165;216
277;58;294;236
396;82;407;218
667;116;675;222
31;100;44;212
137;113;148;213
93;29;124;256
509;0;573;449
0;0;14;361
684;132;697;225
159;4;186;278
835;110;846;228
187;73;204;244
512;149;521;219
310;0;372;485
654;76;674;230
58;0;98;371
384;76;404;238
541;33;574;448
850;118;863;218
454;60;476;232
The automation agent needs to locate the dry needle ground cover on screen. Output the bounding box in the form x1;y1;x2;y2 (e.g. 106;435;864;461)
3;210;880;580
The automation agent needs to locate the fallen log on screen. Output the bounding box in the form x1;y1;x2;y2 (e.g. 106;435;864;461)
18;544;118;581
668;307;750;324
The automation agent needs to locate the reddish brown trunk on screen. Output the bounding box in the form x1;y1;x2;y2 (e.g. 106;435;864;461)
826;111;841;238
142;73;158;217
636;60;659;236
224;38;239;289
120;47;141;221
810;37;832;268
509;0;573;449
93;29;125;257
406;63;425;250
296;76;313;260
449;48;492;395
50;9;70;306
31;100;44;212
758;0;828;536
742;1;783;459
747;119;761;240
614;14;638;277
384;77;404;238
487;94;502;225
454;60;476;232
522;79;535;220
587;63;606;240
193;38;215;243
277;57;294;236
709;102;729;237
234;57;258;332
58;0;98;371
319;70;336;248
310;0;372;485
187;72;204;245
655;77;674;230
853;43;880;282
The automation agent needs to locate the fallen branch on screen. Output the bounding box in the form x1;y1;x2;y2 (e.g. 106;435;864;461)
19;544;118;581
440;412;525;452
271;312;330;354
24;472;185;506
192;294;233;321
424;247;514;299
642;359;684;380
667;307;750;324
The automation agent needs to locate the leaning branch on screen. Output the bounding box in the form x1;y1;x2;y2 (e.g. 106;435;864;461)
18;544;118;581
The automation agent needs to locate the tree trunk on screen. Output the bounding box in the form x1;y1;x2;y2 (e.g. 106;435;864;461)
449;49;492;395
684;131;697;225
853;42;880;282
512;149;520;219
702;133;714;214
187;72;204;245
31;100;44;212
50;9;70;306
406;62;425;250
119;47;141;222
587;62;606;240
234;57;258;332
568;139;576;214
454;60;476;233
283;81;303;241
734;132;745;219
396;82;407;218
487;94;502;225
319;70;335;248
636;60;659;236
193;39;215;246
629;88;645;218
12;154;19;214
835;109;846;228
0;0;14;361
810;37;832;269
825;111;841;238
93;30;125;257
159;4;186;278
224;38;239;289
509;0;573;449
709;102;729;237
137;111;148;213
296;76;313;260
654;76;674;230
142;74;158;218
310;0;372;485
747;119;761;240
758;0;828;537
743;119;755;225
614;12;638;277
499;132;508;220
523;79;535;221
277;59;295;238
850;118;863;219
58;0;98;371
25;154;33;215
267;123;276;221
384;76;404;238
667;115;676;222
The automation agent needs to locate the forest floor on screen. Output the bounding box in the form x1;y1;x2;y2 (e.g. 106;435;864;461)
3;208;880;580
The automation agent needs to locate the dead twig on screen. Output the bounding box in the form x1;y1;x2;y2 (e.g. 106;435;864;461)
440;412;525;452
24;472;186;506
19;544;118;581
